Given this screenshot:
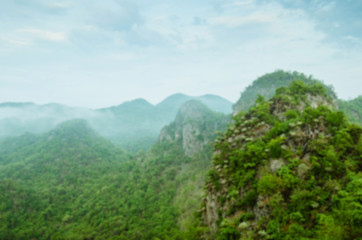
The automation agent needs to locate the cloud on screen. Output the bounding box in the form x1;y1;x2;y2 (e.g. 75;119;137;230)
210;13;275;28
19;28;67;42
0;0;361;108
86;1;144;31
0;35;31;46
256;0;362;46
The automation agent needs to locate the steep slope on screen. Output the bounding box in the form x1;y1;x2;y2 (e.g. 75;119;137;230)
198;81;362;239
233;70;336;114
103;100;230;239
158;100;230;233
130;100;230;238
159;100;229;157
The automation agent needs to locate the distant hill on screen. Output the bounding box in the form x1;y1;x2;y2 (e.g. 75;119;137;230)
233;70;336;114
0;119;130;239
0;103;95;138
337;96;362;125
156;93;232;114
197;94;233;114
0;94;232;152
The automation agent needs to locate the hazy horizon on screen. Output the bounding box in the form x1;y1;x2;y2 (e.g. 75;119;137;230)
1;0;361;108
0;92;234;109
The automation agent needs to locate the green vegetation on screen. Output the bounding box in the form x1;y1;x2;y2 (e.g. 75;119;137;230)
200;81;362;239
0;72;361;240
0;101;228;239
233;70;336;113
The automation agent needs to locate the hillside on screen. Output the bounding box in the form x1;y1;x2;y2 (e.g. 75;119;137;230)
0;101;229;239
198;81;362;239
0;119;130;239
233;70;336;114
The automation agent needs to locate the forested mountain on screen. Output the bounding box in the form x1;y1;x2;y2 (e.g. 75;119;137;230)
198;81;362;239
0;101;229;239
98;94;232;151
233;70;361;127
0;119;131;239
233;70;337;114
0;94;232;152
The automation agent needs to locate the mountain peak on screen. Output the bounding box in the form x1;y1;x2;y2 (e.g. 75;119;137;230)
49;119;96;140
233;70;336;114
176;100;213;123
160;100;228;157
156;93;191;109
199;81;362;239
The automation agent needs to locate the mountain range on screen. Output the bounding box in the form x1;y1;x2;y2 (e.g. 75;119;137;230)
0;93;232;152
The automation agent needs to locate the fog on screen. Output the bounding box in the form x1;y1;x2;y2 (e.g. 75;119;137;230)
0;94;232;151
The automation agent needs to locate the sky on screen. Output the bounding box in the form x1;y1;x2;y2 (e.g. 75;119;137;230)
0;0;361;108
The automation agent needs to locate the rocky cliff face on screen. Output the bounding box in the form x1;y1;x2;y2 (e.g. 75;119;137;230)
159;100;229;157
199;81;362;239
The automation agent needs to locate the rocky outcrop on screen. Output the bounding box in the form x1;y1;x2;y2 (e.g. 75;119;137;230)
159;100;229;157
200;81;361;239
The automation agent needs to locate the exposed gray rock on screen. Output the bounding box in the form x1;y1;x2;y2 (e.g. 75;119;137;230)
270;159;285;173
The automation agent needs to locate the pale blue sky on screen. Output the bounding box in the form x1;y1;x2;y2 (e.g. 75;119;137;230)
1;0;361;108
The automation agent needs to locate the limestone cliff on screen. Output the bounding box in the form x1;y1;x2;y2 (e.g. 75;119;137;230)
159;100;229;157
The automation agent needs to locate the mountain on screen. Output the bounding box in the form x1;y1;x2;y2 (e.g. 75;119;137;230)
233;70;337;114
0;93;232;152
1;71;361;239
0;101;229;239
0;119;130;239
0;102;96;139
159;100;230;157
197;81;362;239
116;100;230;239
156;93;232;114
197;94;233;114
156;93;192;110
337;96;362;125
